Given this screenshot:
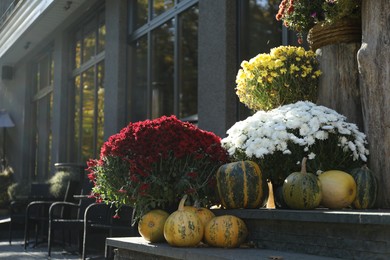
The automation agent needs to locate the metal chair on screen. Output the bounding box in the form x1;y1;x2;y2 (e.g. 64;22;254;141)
23;180;80;249
47;179;94;257
82;204;139;259
8;183;52;245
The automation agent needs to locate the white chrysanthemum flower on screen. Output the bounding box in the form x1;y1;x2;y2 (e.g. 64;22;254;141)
221;101;370;185
308;152;316;160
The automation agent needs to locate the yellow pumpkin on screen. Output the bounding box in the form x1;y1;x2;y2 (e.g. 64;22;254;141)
204;215;248;248
163;195;204;247
183;205;215;228
138;209;170;243
318;170;357;209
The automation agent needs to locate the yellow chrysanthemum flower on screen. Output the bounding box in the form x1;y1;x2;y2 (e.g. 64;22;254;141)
235;45;321;111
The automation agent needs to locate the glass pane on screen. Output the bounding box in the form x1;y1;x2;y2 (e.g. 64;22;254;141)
135;0;148;29
83;19;97;63
131;36;148;121
50;53;54;86
153;0;174;18
179;6;198;119
82;67;95;162
35;63;40;93
74;30;82;69
241;0;282;59
74;75;81;159
151;20;174;118
97;61;105;153
39;56;49;89
238;0;282;120
98;11;106;53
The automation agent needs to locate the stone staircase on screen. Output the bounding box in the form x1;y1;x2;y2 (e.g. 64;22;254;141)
106;209;390;259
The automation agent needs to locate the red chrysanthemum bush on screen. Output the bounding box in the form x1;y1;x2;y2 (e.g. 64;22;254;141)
87;115;228;222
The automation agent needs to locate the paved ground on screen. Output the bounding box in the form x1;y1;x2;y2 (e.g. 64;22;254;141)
0;216;105;260
0;240;87;260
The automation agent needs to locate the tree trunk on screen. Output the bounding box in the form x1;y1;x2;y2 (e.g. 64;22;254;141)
316;43;363;130
357;0;390;208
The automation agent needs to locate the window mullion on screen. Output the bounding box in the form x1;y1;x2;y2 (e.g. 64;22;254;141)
147;30;152;118
173;14;179;116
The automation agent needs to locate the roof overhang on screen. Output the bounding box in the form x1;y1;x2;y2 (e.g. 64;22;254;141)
0;0;91;66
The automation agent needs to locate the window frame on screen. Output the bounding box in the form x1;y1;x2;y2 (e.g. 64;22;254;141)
69;5;105;163
127;0;199;121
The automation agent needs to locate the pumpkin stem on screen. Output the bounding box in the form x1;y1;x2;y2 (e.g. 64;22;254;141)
178;195;188;211
301;157;307;174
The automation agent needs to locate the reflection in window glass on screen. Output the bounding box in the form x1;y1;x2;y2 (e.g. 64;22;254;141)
82;67;95;162
83;31;96;64
74;31;82;69
129;1;199;122
135;0;148;29
238;0;282;120
179;6;198;119
131;36;148;121
72;6;105;162
32;50;54;181
98;10;106;53
97;61;105;152
151;20;174;118
153;0;174;18
74;75;81;158
240;0;282;60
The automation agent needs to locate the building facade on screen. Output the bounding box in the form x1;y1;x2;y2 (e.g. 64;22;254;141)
0;0;295;183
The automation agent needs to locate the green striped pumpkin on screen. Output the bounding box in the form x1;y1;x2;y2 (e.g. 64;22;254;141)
282;158;322;210
350;165;378;209
216;161;268;209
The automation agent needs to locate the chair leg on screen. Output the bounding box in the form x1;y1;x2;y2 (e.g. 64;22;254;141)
47;221;52;257
34;224;39;248
8;219;12;245
24;218;29;249
82;225;87;260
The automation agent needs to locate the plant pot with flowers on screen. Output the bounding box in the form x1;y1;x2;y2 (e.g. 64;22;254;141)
275;0;362;50
87;115;228;223
221;101;370;207
236;45;321;111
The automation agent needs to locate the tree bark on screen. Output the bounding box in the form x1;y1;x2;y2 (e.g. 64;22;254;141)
316;43;363;130
357;0;390;208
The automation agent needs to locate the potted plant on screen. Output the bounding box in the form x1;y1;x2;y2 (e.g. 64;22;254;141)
48;170;80;199
0;166;13;214
275;0;362;49
87;115;228;223
236;45;321;111
221;101;369;187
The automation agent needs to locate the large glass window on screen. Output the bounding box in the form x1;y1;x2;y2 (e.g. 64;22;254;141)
31;48;54;181
237;0;291;120
128;0;198;122
71;8;105;163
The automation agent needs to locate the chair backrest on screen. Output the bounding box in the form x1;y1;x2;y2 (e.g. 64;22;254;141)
63;180;81;203
29;183;52;200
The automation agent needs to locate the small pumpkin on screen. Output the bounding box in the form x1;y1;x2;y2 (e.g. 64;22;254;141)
183;203;215;228
350;165;378;209
204;215;248;248
163;195;204;247
138;209;170;242
216;160;268;209
282;157;322;210
318;170;357;209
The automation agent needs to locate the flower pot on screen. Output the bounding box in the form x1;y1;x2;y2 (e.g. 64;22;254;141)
307;19;361;51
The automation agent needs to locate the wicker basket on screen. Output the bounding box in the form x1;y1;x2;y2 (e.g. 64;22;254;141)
307;19;362;50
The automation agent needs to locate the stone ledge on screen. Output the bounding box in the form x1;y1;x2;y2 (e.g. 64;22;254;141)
212;208;390;225
212;208;390;259
106;237;337;260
